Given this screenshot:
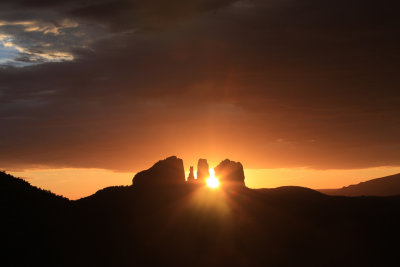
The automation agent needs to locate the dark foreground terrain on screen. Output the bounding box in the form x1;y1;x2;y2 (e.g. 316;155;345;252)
2;156;400;267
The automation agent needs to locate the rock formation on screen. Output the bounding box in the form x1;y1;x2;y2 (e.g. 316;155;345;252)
187;166;195;182
214;159;245;187
132;156;185;187
130;156;245;189
196;159;210;182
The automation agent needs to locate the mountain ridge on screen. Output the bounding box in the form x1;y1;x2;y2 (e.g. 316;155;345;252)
318;173;400;196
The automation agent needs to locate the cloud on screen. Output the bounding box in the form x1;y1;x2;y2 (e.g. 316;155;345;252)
0;19;78;35
0;0;400;171
0;3;111;66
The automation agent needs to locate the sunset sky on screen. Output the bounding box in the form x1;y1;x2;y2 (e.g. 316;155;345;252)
1;1;400;199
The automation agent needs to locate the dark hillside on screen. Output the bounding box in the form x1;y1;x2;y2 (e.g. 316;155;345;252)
319;173;400;196
0;171;69;266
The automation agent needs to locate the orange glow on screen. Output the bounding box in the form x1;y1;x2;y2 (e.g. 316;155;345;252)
206;168;220;189
8;166;400;200
9;168;132;200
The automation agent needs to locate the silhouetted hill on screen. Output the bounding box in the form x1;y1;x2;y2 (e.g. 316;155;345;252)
256;186;326;199
0;171;68;202
0;171;69;266
2;160;400;267
319;173;400;196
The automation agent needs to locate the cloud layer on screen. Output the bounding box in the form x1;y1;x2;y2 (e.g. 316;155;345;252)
1;0;400;171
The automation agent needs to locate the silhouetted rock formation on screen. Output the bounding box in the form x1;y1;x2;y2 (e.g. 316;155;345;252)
214;159;245;187
132;156;185;187
187;166;195;182
196;158;209;182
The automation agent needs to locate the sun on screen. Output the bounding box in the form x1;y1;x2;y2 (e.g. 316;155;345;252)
206;168;220;189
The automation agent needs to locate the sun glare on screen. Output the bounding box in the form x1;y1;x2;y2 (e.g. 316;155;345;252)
206;168;220;189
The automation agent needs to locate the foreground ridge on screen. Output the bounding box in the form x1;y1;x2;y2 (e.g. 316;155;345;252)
2;157;400;267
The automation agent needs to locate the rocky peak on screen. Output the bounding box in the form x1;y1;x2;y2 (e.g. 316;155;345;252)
196;159;210;182
187;166;195;182
214;159;245;187
132;156;185;187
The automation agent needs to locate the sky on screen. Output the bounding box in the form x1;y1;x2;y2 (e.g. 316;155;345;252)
1;0;400;199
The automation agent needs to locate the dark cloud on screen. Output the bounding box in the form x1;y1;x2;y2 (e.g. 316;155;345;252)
2;0;237;30
1;0;400;171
